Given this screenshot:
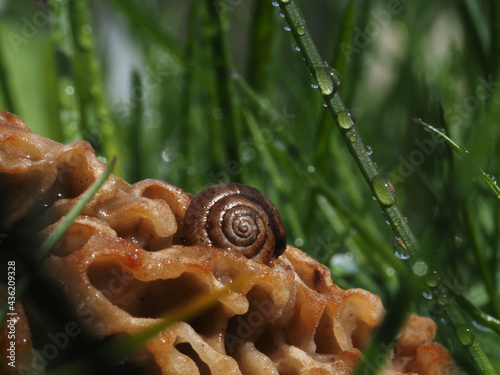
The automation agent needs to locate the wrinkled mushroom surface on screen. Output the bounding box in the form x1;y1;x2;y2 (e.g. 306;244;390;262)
0;111;462;374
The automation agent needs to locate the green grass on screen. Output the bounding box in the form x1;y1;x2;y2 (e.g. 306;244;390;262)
1;0;500;373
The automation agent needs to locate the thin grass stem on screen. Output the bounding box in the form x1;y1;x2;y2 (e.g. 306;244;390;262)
0;158;116;325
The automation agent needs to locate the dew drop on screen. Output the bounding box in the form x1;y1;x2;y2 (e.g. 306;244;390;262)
65;86;75;95
280;0;291;3
337;110;355;129
296;25;306;35
456;325;475;347
272;1;279;6
284;25;291;31
307;165;315;173
365;145;373;155
422;291;433;300
348;133;357;142
437;292;451;306
294;238;304;247
294;44;301;52
393;218;401;227
371;175;396;207
394;250;411;260
279;11;285;18
310;81;319;89
392;237;410;259
315;65;341;96
426;272;440;288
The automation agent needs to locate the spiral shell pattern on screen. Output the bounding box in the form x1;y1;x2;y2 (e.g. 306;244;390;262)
181;183;286;264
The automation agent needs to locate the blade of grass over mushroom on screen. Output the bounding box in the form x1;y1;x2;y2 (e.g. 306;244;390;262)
47;273;254;375
0;157;116;325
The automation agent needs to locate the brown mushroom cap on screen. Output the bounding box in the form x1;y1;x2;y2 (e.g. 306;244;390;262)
0;111;463;375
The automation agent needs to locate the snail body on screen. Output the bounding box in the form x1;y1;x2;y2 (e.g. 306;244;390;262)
181;183;286;264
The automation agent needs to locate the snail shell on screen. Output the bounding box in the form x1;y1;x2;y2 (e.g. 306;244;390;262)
181;183;286;264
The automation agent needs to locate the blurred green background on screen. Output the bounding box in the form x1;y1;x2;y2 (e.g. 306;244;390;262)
1;0;500;372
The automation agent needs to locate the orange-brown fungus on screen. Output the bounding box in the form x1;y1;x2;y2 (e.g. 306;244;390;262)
0;111;464;374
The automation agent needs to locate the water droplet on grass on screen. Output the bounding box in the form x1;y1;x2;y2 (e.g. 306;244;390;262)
284;25;291;31
392;237;410;259
371;175;396;207
365;145;373;155
422;291;433;299
337;110;355;129
426;272;440;288
457;325;475;347
437;292;451;306
280;0;291;3
315;65;340;96
348;133;357;142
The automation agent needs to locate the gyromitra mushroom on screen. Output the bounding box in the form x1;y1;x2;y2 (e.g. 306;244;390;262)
0;111;463;374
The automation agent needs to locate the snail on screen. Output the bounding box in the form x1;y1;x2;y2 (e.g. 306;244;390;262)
181;182;287;264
